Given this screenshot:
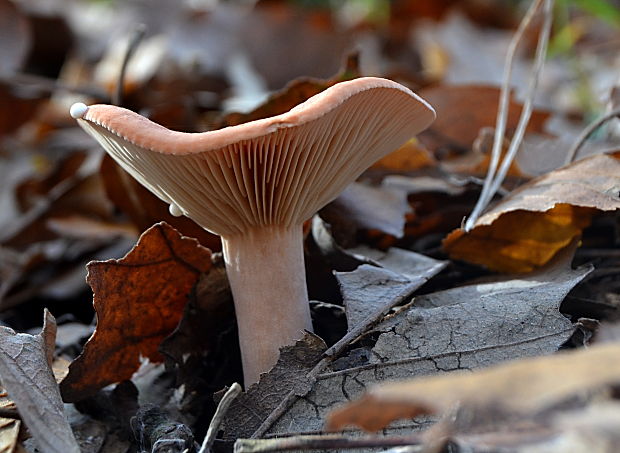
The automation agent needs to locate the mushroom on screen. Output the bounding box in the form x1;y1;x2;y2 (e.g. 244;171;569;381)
71;77;435;386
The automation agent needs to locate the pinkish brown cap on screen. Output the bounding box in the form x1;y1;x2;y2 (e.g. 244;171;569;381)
72;77;435;237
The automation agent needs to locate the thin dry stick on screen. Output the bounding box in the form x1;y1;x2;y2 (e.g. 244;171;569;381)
564;107;620;165
112;23;146;106
464;0;549;232
0;72;109;100
483;0;553;206
199;383;242;453
235;433;424;453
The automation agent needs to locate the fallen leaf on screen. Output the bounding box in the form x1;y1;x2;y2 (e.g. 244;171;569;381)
259;247;586;436
239;2;352;90
440;126;526;177
444;151;620;272
221;333;327;440
382;175;481;241
0;310;79;453
0;390;19;453
417;85;550;157
321;182;411;241
326;342;620;432
0;83;42;138
370;139;436;173
368;245;585;364
160;259;238;397
337;247;447;331
60;222;212;402
215;52;360;128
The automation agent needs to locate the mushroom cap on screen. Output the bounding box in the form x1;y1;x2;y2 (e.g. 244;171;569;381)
74;77;435;236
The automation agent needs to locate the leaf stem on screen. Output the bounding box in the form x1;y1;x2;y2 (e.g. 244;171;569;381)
564;107;620;165
465;0;553;232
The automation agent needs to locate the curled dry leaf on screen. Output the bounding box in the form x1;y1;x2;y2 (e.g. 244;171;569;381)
0;310;79;453
326;343;620;432
215;52;360;128
444;151;620;272
60;222;212;402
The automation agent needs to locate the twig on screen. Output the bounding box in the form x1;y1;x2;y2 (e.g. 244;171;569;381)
235;433;424;453
564;107;620;165
199;383;242;453
483;0;553;209
113;24;146;106
0;72;108;100
464;0;552;232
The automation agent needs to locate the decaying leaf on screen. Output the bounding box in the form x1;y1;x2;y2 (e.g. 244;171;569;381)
444;151;620;272
367;245;586;364
321;183;411;240
216;52;360;128
0;389;19;453
337;247;447;331
60;222;212;402
0;310;79;453
326;342;620;432
417;85;550;156
221;333;327;440
261;248;586;436
370;139;436;173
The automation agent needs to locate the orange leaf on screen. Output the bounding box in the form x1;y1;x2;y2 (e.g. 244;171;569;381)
370;139;436;172
60;222;212;402
443;152;620;272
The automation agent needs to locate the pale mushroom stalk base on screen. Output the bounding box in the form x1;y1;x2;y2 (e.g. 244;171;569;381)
222;225;312;386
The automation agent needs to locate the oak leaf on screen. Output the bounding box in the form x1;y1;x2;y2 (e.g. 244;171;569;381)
60;222;212;402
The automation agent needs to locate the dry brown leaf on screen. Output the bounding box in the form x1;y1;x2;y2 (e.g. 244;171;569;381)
326;342;620;432
418;85;550;158
370;139;436;173
0;390;19;453
215;52;360;129
0;310;79;453
60;222;212;402
443;151;620;272
440;126;526;177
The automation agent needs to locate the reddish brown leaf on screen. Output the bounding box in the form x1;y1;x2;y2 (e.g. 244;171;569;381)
60;222;212;402
418;85;550;157
214;52;360;129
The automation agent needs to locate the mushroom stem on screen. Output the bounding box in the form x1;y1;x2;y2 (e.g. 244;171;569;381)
221;225;312;386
